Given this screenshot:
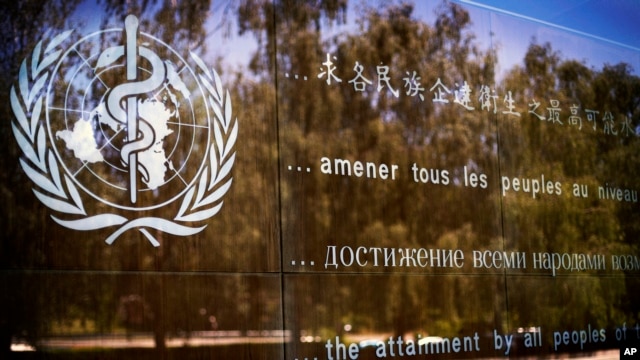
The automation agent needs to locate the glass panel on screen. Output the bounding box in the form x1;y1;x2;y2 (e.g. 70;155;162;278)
0;272;284;358
283;274;507;359
1;0;638;358
505;275;640;356
491;7;640;275
491;4;640;357
0;1;280;273
277;1;504;275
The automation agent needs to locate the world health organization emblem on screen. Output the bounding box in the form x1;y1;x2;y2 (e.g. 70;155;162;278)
10;15;237;246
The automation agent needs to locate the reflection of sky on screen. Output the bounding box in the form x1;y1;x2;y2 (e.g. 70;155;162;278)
71;0;256;74
314;0;640;80
459;0;640;50
70;0;640;78
202;1;257;73
455;0;640;77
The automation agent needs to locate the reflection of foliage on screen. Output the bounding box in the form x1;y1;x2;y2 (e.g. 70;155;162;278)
240;0;640;352
118;294;153;332
259;1;503;344
0;0;82;354
0;1;81;78
99;0;212;58
0;0;276;353
501;39;640;337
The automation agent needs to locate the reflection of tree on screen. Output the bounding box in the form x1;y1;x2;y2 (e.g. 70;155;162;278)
0;0;281;355
99;0;212;59
0;1;82;353
500;40;639;340
250;1;505;347
242;0;639;356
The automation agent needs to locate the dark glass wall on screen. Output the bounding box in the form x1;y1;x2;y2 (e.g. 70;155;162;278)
1;1;638;359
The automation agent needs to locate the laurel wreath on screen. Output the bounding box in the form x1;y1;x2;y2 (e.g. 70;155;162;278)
10;30;237;247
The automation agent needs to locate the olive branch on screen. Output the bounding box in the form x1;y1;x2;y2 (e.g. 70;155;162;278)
10;29;88;217
175;52;238;223
10;30;237;247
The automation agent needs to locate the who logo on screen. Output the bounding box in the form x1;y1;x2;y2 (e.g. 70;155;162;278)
10;15;237;246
